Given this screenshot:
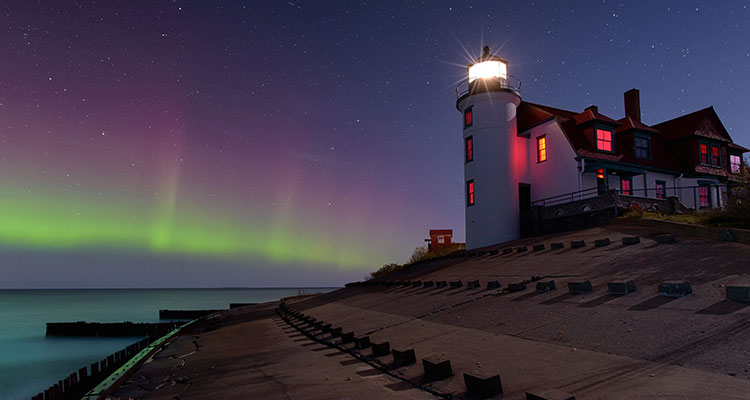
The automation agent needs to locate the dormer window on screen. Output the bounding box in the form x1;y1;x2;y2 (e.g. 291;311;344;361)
699;143;709;165
596;129;613;152
711;145;721;167
635;134;650;159
699;141;723;168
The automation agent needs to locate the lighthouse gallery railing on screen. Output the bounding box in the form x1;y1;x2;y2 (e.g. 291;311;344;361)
455;75;522;100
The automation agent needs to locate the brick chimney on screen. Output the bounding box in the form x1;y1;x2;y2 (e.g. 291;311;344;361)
624;88;641;122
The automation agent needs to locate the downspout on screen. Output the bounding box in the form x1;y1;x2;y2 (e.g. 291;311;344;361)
578;158;584;198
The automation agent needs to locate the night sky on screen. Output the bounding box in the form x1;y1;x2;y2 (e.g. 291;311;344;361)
2;1;749;288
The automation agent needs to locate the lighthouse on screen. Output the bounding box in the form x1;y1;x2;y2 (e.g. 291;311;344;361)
456;46;522;249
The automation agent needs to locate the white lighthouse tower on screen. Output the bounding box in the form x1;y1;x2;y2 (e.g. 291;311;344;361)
457;46;522;249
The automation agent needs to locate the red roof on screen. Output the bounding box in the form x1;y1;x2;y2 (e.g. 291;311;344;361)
572;106;621;126
652;107;731;142
616;116;660;134
517;100;747;176
728;142;750;152
429;229;452;236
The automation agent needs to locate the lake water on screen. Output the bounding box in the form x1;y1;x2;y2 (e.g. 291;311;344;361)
0;288;337;400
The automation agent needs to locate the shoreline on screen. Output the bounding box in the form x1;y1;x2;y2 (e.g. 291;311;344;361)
2;288;336;400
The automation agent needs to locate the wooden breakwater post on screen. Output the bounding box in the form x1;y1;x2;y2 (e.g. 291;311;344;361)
46;321;180;337
33;335;160;400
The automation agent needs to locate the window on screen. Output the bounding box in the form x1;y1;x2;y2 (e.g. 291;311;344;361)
437;236;445;244
655;180;666;199
621;178;632;196
464;107;473;128
711;145;721;167
635;135;650;159
699;143;709;165
730;154;741;173
698;185;710;208
467;180;475;206
465;136;473;163
537;135;547;162
596;129;613;152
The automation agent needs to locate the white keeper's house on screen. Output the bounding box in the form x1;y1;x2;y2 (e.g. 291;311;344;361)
457;47;748;249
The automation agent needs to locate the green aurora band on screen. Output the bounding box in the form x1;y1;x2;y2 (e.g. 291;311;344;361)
0;187;375;270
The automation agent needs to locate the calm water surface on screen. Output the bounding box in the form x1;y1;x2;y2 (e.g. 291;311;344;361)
0;288;336;400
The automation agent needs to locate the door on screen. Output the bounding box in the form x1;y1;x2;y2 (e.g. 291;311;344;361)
519;183;531;213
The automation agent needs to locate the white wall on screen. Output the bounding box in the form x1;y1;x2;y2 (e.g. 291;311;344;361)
523;121;581;203
459;89;522;249
644;172;677;198
675;176;724;210
675;177;701;209
581;172;598;194
608;175;621;191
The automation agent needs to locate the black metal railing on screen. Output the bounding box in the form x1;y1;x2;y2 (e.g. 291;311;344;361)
532;184;727;209
530;187;602;207
618;184;726;199
455;75;522;99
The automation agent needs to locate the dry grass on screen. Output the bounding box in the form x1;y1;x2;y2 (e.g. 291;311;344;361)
368;243;465;280
621;209;744;228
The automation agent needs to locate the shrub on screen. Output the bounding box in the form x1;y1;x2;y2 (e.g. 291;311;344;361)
367;243;466;280
622;202;644;218
722;164;750;227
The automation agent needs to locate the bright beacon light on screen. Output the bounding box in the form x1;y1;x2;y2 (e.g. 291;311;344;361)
468;60;507;82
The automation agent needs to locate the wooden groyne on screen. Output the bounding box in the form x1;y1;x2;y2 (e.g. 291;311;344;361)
32;336;154;400
158;309;222;319
46;321;180;337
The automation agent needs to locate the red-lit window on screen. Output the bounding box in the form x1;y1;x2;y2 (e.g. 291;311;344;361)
699;143;708;165
621;178;632;196
711;145;721;167
656;181;666;199
467;180;475;206
537;135;547;162
465;136;473;162
596;129;613;152
464;107;473;128
596;168;605;179
698;186;710;208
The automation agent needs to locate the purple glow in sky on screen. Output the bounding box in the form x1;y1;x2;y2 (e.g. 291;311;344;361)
1;1;749;287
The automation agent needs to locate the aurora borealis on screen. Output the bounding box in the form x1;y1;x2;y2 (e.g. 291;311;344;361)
2;1;750;287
